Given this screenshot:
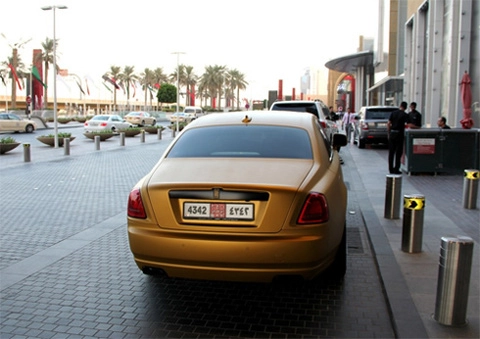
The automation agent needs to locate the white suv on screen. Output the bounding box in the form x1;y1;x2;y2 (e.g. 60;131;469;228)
269;100;339;143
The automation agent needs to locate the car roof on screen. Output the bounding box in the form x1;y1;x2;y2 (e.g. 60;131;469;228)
188;111;316;129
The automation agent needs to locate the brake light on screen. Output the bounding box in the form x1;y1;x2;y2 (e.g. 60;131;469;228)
101;122;108;127
128;188;147;219
320;121;327;129
361;122;369;130
297;192;329;224
84;122;88;126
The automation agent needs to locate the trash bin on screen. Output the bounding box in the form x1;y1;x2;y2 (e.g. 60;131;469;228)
434;236;474;326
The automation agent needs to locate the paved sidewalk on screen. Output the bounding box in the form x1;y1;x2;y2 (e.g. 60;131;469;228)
341;143;479;338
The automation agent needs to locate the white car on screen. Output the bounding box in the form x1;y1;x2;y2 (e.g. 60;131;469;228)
0;112;37;133
84;115;132;132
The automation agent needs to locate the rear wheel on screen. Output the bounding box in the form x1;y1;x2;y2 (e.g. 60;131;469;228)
25;124;34;133
152;120;156;126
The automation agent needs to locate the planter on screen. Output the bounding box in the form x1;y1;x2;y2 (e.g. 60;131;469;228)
0;143;20;154
143;126;165;134
83;132;115;141
118;129;142;137
37;136;75;147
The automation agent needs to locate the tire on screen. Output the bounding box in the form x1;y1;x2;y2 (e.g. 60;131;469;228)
152;120;156;126
140;120;145;127
358;139;366;149
25;124;34;133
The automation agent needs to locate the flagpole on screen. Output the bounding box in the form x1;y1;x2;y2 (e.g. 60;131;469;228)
42;5;67;148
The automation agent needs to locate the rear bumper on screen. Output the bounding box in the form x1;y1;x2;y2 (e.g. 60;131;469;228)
128;226;340;282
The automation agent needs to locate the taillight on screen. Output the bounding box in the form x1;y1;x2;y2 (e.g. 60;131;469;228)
101;122;108;127
361;122;369;130
128;188;147;219
297;192;329;224
320;121;327;129
84;122;88;126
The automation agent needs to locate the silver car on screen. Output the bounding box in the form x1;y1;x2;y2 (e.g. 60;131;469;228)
354;106;398;148
84;114;132;132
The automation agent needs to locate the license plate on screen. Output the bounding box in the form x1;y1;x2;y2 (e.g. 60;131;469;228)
376;122;387;128
184;202;254;220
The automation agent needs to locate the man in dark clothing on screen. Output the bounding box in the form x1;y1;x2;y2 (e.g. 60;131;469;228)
407;102;422;128
437;116;451;129
387;102;408;174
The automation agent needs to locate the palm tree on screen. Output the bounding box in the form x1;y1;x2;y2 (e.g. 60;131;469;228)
199;65;226;109
183;66;197;106
103;65;121;111
119;65;138;109
37;37;57;108
140;68;155;110
1;51;26;109
227;69;248;110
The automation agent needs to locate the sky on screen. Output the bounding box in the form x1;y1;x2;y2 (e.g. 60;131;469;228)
1;0;379;103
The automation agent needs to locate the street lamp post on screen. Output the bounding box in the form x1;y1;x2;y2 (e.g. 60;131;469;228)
42;5;67;148
171;52;185;133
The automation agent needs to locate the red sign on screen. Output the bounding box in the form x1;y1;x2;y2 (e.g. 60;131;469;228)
413;138;435;154
26;96;32;104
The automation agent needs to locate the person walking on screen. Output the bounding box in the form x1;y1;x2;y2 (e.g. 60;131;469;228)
437;116;451;129
407;102;422;129
342;108;355;143
387;101;408;174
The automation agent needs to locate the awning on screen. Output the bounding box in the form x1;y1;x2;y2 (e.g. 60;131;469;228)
324;51;374;73
368;76;404;92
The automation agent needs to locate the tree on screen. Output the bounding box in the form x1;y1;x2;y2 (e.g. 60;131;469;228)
139;68;155;110
2;51;27;109
103;66;121;110
227;69;248;110
119;65;138;108
37;37;57;108
156;83;176;108
184;66;197;106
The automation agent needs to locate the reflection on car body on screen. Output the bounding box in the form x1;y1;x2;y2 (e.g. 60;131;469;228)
127;111;348;283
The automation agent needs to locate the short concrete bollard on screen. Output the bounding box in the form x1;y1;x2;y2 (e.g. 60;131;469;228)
462;169;479;209
140;130;145;143
402;194;425;253
94;135;100;150
157;128;162;140
434;236;474;326
23;143;31;162
172;129;176;138
120;132;125;146
64;138;70;156
384;174;402;219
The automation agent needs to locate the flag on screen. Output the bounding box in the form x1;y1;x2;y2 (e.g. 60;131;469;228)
102;75;120;90
0;74;5;86
76;80;85;95
84;77;90;95
102;82;113;92
8;63;22;90
32;66;47;89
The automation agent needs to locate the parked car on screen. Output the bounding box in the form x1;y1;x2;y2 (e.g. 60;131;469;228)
84;114;132;132
127;111;348;283
124;111;156;126
354;106;399;148
0;112;36;133
169;112;193;124
269;100;339;143
183;106;204;120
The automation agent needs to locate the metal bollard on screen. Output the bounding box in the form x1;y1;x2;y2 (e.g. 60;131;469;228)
401;194;425;253
384;174;402;219
94;135;101;150
23;143;31;162
172;129;176;138
64;138;70;156
462;169;479;209
120;132;125;146
434;236;474;326
157;127;162;140
140;130;145;143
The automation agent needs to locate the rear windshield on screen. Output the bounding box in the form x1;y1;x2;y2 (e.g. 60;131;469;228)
365;108;397;120
167;125;313;159
271;103;319;118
